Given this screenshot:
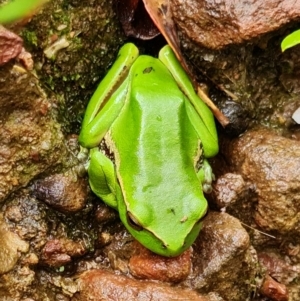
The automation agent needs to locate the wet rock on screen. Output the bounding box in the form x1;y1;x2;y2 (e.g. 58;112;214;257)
41;238;87;267
0;25;23;65
1;191;98;299
0;63;67;202
95;203;118;224
73;269;224;301
216;99;250;136
4;195;48;243
224;127;300;236
100;212;257;300
209;172;256;225
210;173;248;209
0;213;29;274
260;275;289;301
187;211;257;301
33;172;89;213
172;0;300;49
0;265;35;300
129;242;191;282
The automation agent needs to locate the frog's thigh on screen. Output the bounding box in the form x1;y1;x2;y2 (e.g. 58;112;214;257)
79;80;128;149
185;100;217;158
81;43;138;129
88;150;118;209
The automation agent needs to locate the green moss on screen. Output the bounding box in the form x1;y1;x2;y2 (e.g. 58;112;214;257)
20;0;126;133
20;29;38;48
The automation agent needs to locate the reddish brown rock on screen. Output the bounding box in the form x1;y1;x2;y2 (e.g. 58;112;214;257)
129;242;191;282
41;238;86;267
260;275;289;301
73;269;223;301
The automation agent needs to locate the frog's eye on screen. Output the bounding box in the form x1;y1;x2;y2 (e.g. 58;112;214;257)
126;212;143;231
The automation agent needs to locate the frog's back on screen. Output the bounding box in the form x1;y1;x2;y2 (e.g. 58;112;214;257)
110;55;207;249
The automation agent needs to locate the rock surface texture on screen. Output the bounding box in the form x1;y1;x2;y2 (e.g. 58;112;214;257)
172;0;300;49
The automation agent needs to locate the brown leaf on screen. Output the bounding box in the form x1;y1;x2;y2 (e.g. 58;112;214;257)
0;25;23;66
143;0;182;63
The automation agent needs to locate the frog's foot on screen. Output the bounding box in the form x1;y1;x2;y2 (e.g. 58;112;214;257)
197;159;215;193
77;146;89;163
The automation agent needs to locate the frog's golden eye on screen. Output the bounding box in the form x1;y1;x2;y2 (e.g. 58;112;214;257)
126;212;143;231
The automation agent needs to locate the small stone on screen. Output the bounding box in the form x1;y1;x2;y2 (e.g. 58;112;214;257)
260;275;289;301
129;241;191;282
0;214;29;274
41;238;86;267
5;205;23;222
211;173;247;209
95;203;118;224
33;173;88;213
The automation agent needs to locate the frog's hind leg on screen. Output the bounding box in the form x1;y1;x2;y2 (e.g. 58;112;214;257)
184;100;218;158
88;149;118;209
159;45;218;158
79;43;139;149
79;79;129;149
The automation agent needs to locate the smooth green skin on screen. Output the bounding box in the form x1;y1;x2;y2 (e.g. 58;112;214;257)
79;43;218;257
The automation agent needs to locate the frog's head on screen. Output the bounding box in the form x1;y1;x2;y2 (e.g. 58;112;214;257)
117;190;208;257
